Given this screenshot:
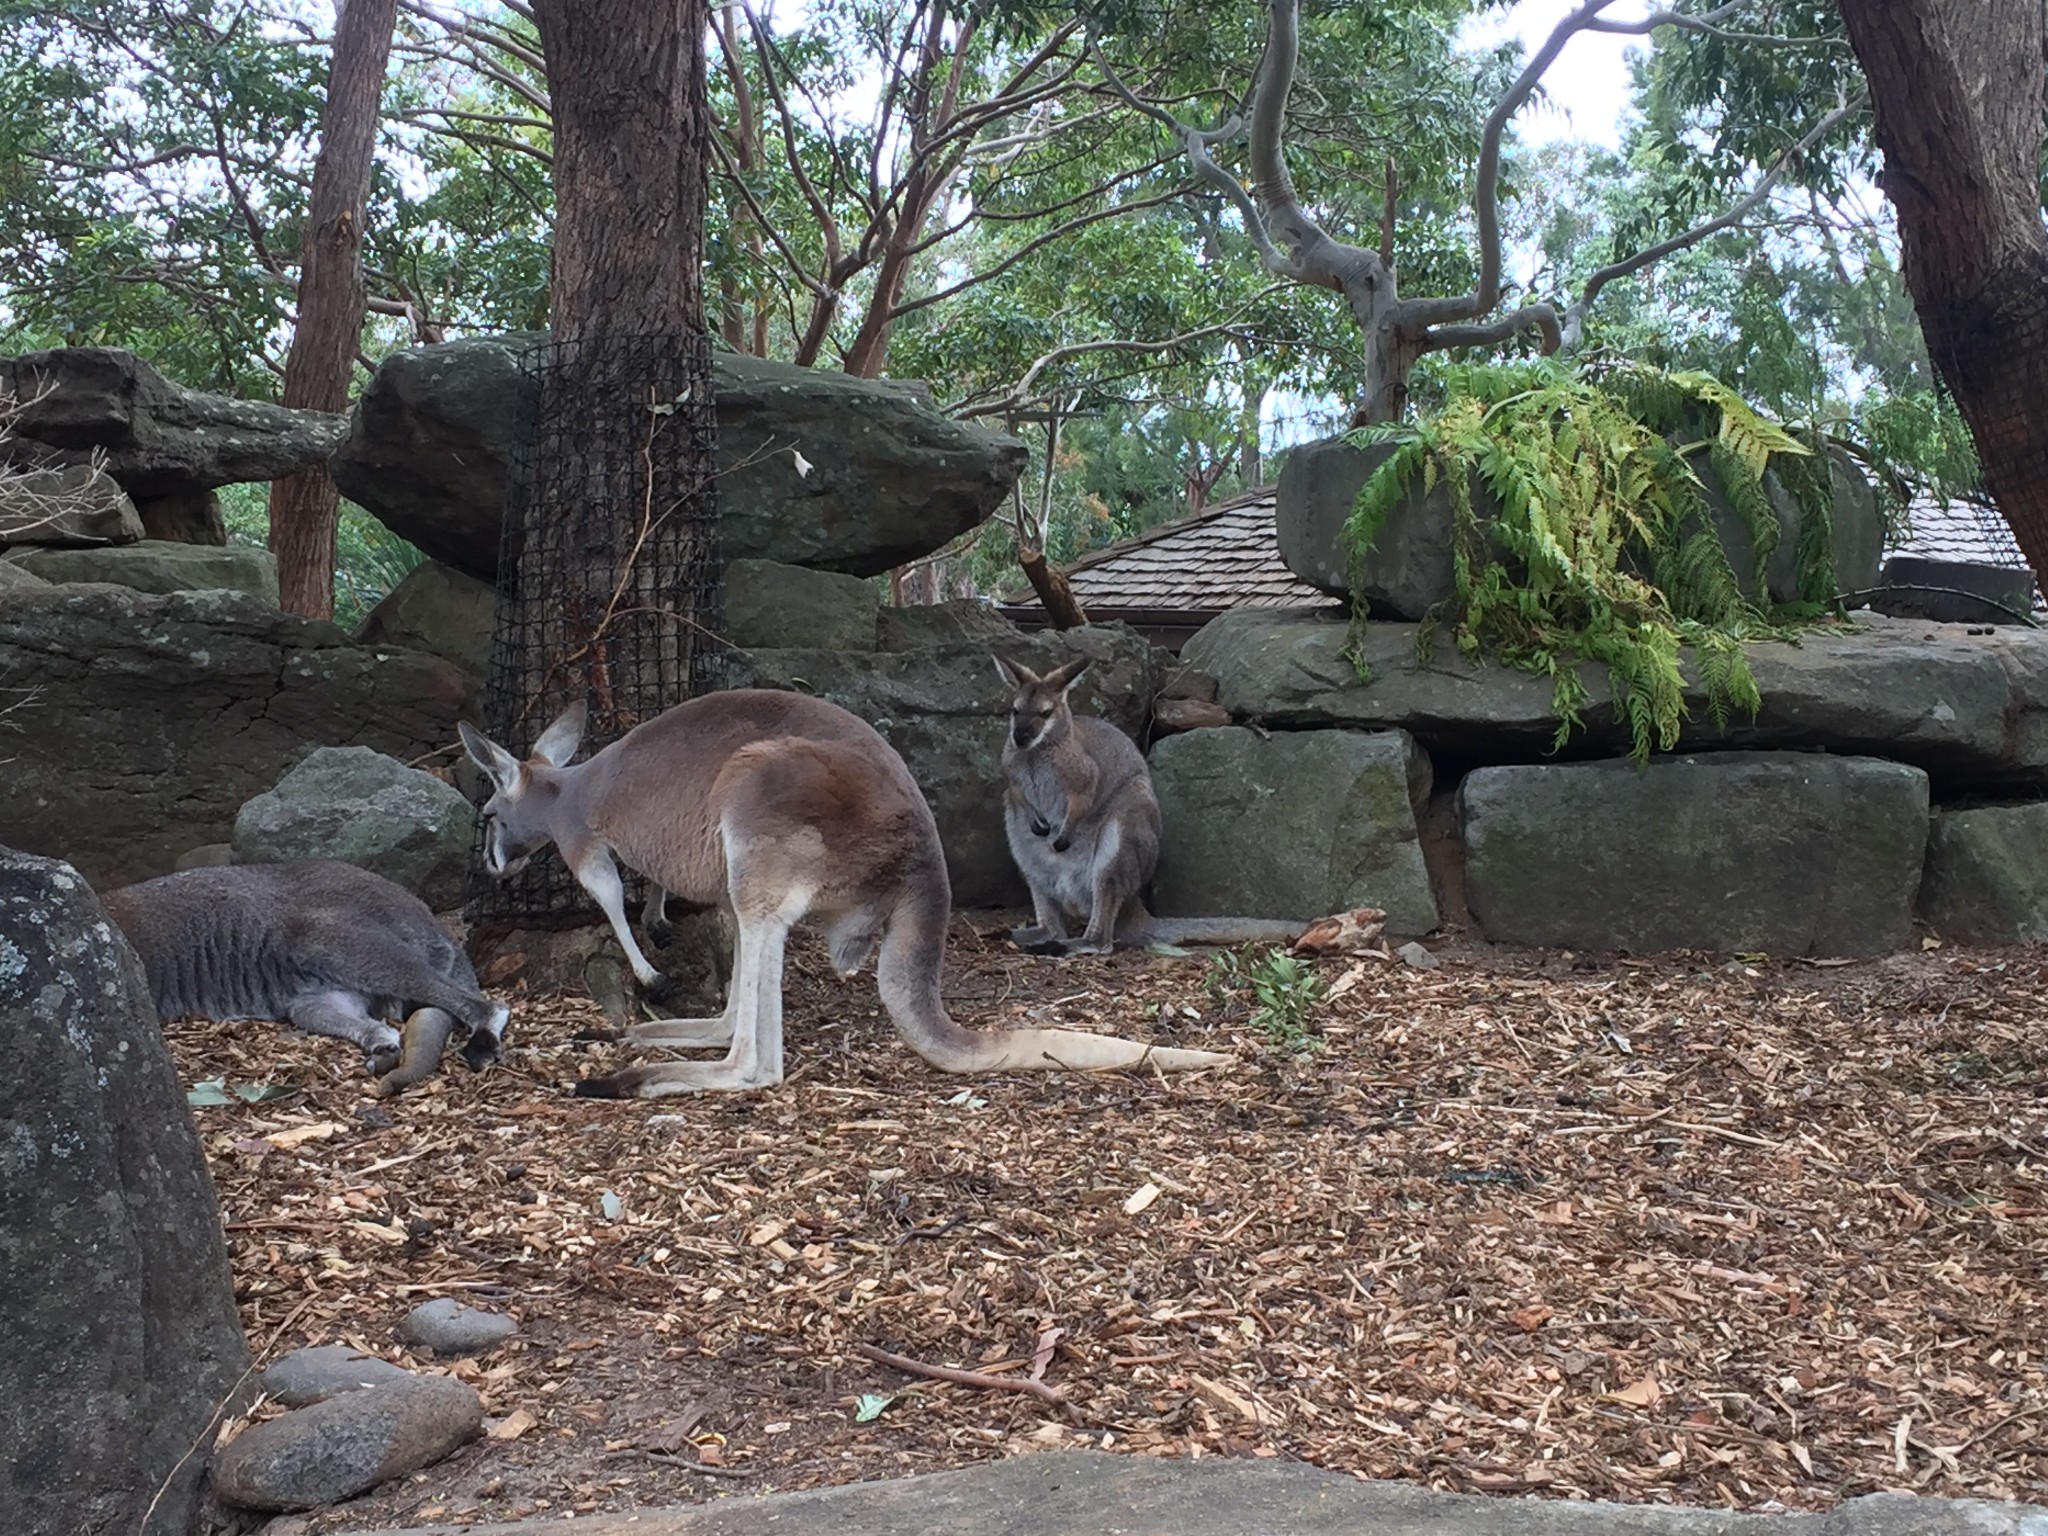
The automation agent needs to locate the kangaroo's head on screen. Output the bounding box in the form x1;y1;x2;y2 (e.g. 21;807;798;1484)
458;701;588;880
993;654;1089;751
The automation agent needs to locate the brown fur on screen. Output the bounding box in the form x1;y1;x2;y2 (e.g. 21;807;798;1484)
459;690;1231;1096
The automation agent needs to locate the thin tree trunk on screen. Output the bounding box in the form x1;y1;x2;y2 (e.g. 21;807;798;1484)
1837;0;2048;579
266;0;398;619
535;0;708;340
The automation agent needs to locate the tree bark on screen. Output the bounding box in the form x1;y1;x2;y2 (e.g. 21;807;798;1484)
534;0;709;339
1836;0;2048;580
265;0;398;619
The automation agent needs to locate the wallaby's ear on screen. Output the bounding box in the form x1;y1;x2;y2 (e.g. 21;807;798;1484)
458;722;523;794
992;653;1036;690
531;699;588;768
1046;656;1091;693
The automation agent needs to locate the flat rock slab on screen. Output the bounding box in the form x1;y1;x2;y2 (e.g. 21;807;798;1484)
724;558;878;652
378;1450;2042;1535
1182;608;2048;787
8;538;279;603
1149;725;1439;934
1460;753;1929;957
214;1374;483;1513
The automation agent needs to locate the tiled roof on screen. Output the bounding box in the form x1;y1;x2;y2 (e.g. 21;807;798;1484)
1003;490;1330;613
1004;483;2041;617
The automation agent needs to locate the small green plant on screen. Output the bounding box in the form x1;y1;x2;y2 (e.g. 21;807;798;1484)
1344;359;1841;765
1217;947;1323;1052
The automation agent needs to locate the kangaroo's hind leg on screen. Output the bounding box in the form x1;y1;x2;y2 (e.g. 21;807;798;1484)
1063;822;1145;956
299;922;508;1070
288;990;403;1075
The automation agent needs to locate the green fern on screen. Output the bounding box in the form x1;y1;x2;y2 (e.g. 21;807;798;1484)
1341;361;1840;765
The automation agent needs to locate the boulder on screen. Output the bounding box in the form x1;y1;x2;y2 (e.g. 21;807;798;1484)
724;624;1164;905
211;1375;482;1513
396;1298;519;1355
174;843;236;871
0;847;251;1536
0;465;144;547
1182;608;2048;788
7;538;280;603
261;1346;415;1409
2;346;348;504
1459;753;1929;956
329;335;1027;581
233;747;476;911
1874;556;2039;626
0;586;471;889
1275;434;1882;616
0;560;48;591
1149;727;1438;934
725;557;877;652
354;559;496;684
879;598;1021;651
1919;803;2048;944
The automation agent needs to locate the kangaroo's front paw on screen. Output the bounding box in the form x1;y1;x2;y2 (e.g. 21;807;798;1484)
366;1043;401;1078
460;1031;502;1072
644;913;675;947
639;970;680;1005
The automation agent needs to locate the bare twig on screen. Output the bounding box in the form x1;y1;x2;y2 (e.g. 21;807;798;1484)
852;1341;1067;1404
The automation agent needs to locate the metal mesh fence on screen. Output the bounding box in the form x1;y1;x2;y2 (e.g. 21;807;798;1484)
470;329;723;925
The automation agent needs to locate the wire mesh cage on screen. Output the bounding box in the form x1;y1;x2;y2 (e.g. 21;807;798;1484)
470;329;723;926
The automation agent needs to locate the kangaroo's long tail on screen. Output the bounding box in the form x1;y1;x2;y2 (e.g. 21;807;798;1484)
877;878;1232;1075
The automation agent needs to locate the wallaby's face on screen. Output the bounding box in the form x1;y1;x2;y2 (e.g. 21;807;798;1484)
994;655;1089;751
458;702;588;880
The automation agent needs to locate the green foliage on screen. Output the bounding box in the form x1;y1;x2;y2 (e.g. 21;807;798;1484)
219;484;423;631
1343;359;1837;765
1207;946;1324;1052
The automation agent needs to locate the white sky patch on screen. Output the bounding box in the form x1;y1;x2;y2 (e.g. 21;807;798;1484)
1461;0;1646;151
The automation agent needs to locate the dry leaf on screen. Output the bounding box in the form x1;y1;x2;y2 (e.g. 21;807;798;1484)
1608;1375;1662;1409
488;1408;538;1441
1509;1305;1553;1333
1122;1182;1161;1216
266;1121;340;1150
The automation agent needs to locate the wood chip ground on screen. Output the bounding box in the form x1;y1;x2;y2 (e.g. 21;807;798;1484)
169;923;2048;1529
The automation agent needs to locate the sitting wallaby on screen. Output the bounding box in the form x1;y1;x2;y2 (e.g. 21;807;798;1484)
458;690;1229;1097
996;654;1305;956
101;860;506;1095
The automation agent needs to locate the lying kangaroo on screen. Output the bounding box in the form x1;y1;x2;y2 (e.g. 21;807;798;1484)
996;654;1304;956
458;690;1229;1096
101;860;506;1095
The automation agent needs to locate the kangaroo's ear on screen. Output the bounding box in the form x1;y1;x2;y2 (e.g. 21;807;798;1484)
992;653;1036;690
459;722;523;794
1045;656;1091;693
531;699;588;768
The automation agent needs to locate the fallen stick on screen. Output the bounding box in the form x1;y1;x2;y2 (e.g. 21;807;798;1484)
852;1342;1066;1405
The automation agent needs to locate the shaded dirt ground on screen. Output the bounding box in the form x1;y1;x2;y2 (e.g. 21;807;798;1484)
170;919;2048;1530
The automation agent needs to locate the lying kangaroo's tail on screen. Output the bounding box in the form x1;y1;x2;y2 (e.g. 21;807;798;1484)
375;1007;458;1097
1123;904;1305;948
877;879;1232;1075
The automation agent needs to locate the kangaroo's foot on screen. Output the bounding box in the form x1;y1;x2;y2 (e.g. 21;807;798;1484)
573;1058;778;1097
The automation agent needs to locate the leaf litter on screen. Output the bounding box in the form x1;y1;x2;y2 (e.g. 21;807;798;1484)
165;921;2048;1529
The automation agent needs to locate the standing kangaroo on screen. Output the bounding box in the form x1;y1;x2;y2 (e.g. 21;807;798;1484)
458;690;1230;1097
101;860;507;1096
996;654;1304;956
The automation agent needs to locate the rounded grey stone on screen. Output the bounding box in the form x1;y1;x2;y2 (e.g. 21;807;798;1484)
212;1374;483;1513
260;1345;414;1408
397;1297;519;1354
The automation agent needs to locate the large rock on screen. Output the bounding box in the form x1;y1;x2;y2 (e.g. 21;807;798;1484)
1275;434;1882;616
233;747;476;911
1459;753;1929;956
355;558;496;686
0;464;145;548
2;347;347;510
8;538;280;603
1182;608;2048;788
1149;727;1438;934
725;557;878;652
1874;555;2040;626
260;1346;414;1409
0;560;48;591
0;586;471;888
329;335;1028;581
879;598;1020;651
211;1374;482;1513
724;624;1164;905
0;847;251;1536
1919;803;2048;944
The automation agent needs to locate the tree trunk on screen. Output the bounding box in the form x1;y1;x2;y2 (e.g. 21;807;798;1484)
1836;0;2048;580
534;0;709;339
265;0;398;619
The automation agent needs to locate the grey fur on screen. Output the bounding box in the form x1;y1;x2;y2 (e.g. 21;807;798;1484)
101;861;507;1082
995;654;1305;955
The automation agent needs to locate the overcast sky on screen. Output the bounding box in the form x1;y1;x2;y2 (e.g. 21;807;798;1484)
1463;0;1644;150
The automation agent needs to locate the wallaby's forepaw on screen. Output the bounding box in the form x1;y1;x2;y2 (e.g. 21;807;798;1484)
1029;816;1051;838
572;1073;628;1099
1051;830;1073;852
460;1032;502;1072
639;970;680;1006
366;1043;401;1078
644;915;675;947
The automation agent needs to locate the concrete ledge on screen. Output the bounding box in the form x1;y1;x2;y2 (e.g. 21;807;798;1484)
390;1451;2042;1535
